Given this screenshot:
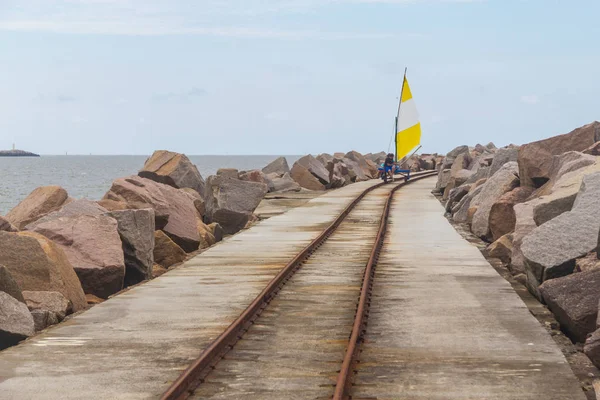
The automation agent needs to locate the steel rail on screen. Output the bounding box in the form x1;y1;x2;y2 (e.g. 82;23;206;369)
161;170;437;400
333;170;437;400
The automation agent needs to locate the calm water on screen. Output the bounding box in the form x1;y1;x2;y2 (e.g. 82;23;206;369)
0;155;301;215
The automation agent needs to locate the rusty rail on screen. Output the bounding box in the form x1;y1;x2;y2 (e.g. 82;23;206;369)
161;170;437;400
333;170;437;400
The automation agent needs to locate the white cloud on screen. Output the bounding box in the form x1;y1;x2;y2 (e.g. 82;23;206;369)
520;95;540;105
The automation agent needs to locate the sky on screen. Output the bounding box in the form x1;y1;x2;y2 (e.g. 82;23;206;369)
0;0;599;156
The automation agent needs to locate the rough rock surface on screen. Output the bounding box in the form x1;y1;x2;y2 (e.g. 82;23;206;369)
436;169;452;191
539;268;600;343
216;168;239;179
30;309;59;332
197;220;216;248
108;209;155;286
25;199;108;230
0;231;86;311
208;223;224;242
31;215;126;299
154;230;187;268
291;163;326;191
489;147;519;177
487;233;513;265
511;201;539;276
522;172;600;291
445;185;471;212
22;290;71;320
452;185;484;223
0;216;17;232
464;166;490;185
471;162;520;240
345;151;377;179
0;291;35;349
584;142;600;156
138;150;205;197
294;155;331;186
576;252;600;273
239;170;270;186
180;188;205;218
0;265;25;303
104;176;200;251
446;145;470;161
262;156;290;176
488;186;533;241
518;121;600;187
269;172;301;193
204;175;268;234
6;186;69;229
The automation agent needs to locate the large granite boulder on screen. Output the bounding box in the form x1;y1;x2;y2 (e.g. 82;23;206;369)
239;170;270;186
522;172;600;294
464;166;490;185
204;175;268;234
0;291;35;349
488;187;533;242
6;186;69;229
138;150;205;197
103;176;200;251
197;219;216;249
436;169;452;192
450;153;472;176
518;121;600;187
31;215;126;299
25;199;108;230
262;156;290;177
342;157;370;182
539;268;600;343
216;168;239;179
294;155;331;186
471;162;520;240
268;172;301;193
442;170;474;200
23;290;71;321
0;232;86;311
345;151;377;179
446;145;470;161
154;230;187;268
445;184;471;212
0;265;25;303
0;216;17;232
108;209;155;286
452;185;485;223
489;147;519;177
180;188;206;219
291;163;326;191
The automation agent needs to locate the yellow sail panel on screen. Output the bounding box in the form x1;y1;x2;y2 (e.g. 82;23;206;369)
397;122;421;161
396;76;421;160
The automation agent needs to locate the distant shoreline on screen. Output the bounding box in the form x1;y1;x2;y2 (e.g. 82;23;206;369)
0;150;40;157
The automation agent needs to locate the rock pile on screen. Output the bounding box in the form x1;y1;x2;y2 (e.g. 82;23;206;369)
1;148;435;349
437;121;600;368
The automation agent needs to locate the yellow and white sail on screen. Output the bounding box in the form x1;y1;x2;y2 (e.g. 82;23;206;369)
395;75;421;161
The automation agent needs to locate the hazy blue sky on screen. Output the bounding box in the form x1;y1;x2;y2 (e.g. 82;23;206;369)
1;0;598;155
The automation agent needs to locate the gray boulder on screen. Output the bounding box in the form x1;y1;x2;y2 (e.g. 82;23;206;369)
436;169;452;191
464;166;490;185
262;156;290;177
204;175;268;234
471;162;520;240
489;147;519;177
108;209;155;286
216;168;239;179
30;309;60;332
0;291;35;349
267;172;301;193
445;184;471;212
522;172;600;292
539;268;600;343
452;184;484;223
446;145;469;160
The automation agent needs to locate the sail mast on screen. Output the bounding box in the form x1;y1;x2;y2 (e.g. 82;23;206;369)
395;67;408;162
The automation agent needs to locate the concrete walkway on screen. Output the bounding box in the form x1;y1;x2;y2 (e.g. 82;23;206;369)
0;181;379;400
351;179;585;400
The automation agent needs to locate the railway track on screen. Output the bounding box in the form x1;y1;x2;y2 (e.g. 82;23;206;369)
161;171;437;400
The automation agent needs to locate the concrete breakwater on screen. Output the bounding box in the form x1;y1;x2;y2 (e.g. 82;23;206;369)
0;149;437;351
436;120;600;373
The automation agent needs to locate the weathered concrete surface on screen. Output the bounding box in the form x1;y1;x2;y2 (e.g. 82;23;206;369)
0;180;380;400
352;179;585;400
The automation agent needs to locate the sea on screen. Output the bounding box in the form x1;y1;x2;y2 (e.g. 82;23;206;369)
0;155;301;215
